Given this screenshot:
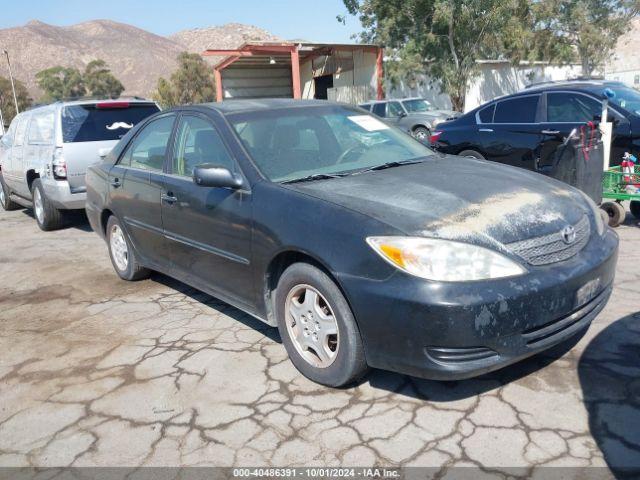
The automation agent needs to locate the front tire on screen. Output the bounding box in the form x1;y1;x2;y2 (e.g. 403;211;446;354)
630;200;640;219
412;126;430;142
31;179;66;230
275;262;368;387
106;215;150;281
0;174;19;211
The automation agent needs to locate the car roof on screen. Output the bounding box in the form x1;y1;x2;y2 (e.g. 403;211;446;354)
200;98;333;115
24;97;156;114
515;80;628;96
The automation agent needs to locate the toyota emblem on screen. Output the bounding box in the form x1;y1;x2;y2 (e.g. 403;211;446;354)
561;225;576;244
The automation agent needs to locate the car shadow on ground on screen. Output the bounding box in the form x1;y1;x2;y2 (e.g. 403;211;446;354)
151;273;282;343
577;312;640;478
150;270;586;400
20;208;93;232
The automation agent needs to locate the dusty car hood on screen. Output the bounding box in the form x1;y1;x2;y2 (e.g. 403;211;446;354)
286;155;588;249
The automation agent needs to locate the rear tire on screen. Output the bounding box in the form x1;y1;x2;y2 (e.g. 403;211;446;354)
275;262;368;387
0;174;19;211
630;200;640;219
458;149;485;159
31;179;66;231
600;201;626;227
106;215;151;281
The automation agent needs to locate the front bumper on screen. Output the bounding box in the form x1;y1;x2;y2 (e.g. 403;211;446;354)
41;177;86;210
341;229;619;380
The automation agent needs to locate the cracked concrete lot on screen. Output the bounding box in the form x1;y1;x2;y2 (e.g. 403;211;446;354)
0;208;639;474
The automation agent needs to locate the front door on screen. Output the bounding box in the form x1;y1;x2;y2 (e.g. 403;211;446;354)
161;113;254;307
109;114;176;267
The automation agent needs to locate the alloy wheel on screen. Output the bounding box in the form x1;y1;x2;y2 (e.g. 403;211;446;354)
110;224;129;272
33;188;44;224
285;284;339;368
0;186;5;208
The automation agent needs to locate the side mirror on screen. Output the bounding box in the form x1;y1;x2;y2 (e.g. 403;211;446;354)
193;164;243;189
98;147;112;158
398;111;407;118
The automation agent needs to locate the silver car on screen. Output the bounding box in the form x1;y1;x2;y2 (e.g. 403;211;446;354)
360;97;460;141
0;99;159;230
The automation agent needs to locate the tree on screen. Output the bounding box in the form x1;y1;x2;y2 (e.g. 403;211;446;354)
35;66;86;102
0;76;32;126
83;59;125;98
533;0;640;77
343;0;531;111
153;52;216;108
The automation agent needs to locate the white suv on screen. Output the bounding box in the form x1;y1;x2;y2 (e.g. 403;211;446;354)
0;98;159;230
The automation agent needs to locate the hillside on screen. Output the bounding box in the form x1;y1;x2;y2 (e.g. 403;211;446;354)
0;19;281;100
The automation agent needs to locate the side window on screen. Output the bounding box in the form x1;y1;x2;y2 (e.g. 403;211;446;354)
27;111;55;145
547;92;601;123
494;95;539;123
371;103;386;117
387;102;404;117
478;104;495;123
13;115;29;147
1;120;17;147
172;115;235;177
119;115;175;171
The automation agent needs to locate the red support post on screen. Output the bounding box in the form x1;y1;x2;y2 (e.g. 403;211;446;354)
376;47;385;100
291;47;302;99
214;68;223;102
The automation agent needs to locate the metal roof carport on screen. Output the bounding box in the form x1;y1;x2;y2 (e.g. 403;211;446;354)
202;42;384;103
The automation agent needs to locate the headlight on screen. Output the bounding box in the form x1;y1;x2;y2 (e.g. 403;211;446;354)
577;190;605;236
366;236;526;282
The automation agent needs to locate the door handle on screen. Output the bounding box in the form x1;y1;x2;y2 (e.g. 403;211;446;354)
110;178;121;188
161;193;178;204
479;128;494;132
541;129;560;135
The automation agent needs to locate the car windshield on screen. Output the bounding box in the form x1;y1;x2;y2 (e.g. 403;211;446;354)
402;99;435;113
61;103;160;143
609;87;640;115
229;105;434;182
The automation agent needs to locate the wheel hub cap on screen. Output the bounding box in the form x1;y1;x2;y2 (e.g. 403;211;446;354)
33;188;44;224
110;224;129;272
285;285;339;368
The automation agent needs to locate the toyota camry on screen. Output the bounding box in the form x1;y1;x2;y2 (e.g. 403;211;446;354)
86;99;618;387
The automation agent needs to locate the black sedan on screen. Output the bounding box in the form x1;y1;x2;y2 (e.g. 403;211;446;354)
432;80;640;169
86;99;618;387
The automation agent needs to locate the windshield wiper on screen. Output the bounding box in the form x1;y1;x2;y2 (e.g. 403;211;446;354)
281;173;347;184
353;158;426;175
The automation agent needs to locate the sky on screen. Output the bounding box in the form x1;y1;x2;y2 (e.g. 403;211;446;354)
0;0;363;42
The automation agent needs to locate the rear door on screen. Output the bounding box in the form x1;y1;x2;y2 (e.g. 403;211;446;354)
24;108;56;195
109;114;176;267
480;94;542;170
61;102;160;192
161;113;254;307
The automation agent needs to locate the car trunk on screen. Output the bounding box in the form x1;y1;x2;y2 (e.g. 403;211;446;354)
61;102;159;190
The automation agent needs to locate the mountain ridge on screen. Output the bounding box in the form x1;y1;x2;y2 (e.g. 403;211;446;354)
0;19;282;99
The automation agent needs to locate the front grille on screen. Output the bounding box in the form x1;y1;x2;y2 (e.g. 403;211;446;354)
506;215;590;266
425;346;499;365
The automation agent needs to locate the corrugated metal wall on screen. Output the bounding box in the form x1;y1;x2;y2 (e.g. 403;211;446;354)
221;67;292;99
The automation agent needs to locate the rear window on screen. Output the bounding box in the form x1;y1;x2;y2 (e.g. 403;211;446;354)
494;95;539;123
61;103;160;143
